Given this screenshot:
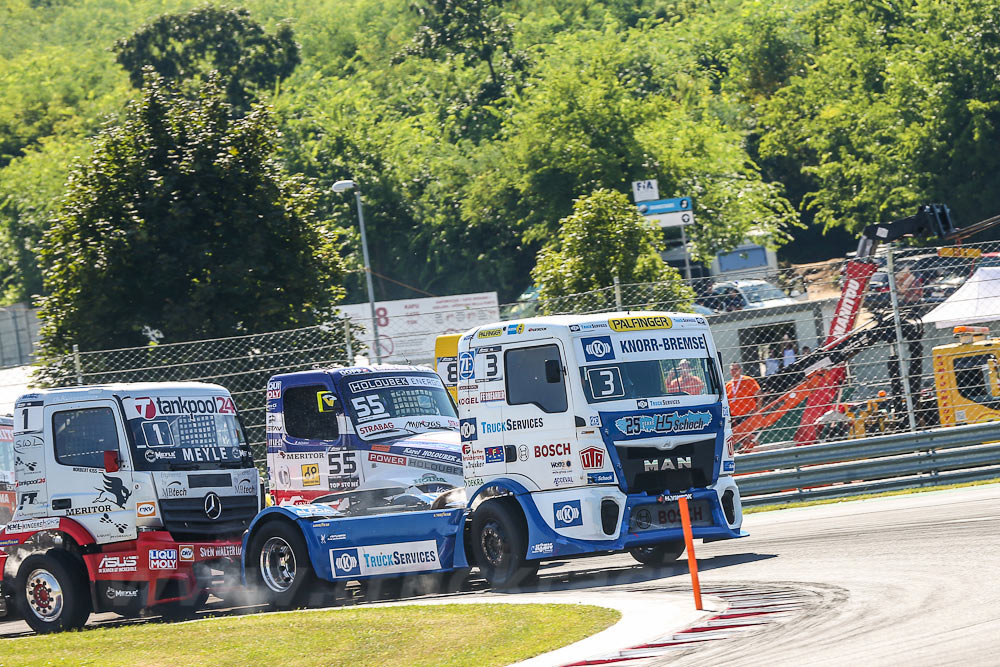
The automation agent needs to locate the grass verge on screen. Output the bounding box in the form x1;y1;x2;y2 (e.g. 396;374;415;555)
743;476;1000;514
0;603;620;667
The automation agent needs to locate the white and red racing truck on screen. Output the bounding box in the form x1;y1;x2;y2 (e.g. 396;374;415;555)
0;383;261;633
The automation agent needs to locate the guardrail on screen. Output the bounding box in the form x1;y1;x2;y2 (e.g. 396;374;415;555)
735;421;1000;506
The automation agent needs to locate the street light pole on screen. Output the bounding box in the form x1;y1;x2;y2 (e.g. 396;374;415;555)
334;179;382;364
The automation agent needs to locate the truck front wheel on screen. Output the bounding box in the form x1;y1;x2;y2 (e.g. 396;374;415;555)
15;551;91;634
471;500;538;589
628;542;685;566
249;521;317;609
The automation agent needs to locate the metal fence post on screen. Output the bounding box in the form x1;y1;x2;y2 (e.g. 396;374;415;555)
886;246;918;432
72;344;84;385
344;318;354;364
613;275;623;311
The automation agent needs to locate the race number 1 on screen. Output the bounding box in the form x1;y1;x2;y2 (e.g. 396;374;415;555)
15;405;42;433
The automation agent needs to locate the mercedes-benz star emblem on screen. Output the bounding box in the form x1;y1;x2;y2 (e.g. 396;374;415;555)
204;492;223;520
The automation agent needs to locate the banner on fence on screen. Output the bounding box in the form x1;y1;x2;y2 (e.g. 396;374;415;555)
338;292;500;365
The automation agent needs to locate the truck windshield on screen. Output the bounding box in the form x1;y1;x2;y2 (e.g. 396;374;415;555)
127;414;255;471
341;373;459;441
580;357;721;404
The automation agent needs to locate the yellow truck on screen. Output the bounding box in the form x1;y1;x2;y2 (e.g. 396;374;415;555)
933;326;1000;426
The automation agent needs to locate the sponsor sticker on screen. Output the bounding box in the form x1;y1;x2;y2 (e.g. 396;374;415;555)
484;446;504;464
149;548;178;570
179;545;195;562
460;418;478;441
581;336;615;362
553;500;583;527
368;452;407;466
481;418;543;434
615;411;713;436
506;323;524;335
136;502;156;517
330;540;440;578
579;446;606;470
587;471;615;485
529;542;554;555
477;328;503;339
98;554;137;573
534;443;571;458
608;315;673;332
4;517;59;533
199;544;241;558
301;463;321;486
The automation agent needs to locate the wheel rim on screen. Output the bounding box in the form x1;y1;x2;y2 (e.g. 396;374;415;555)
259;536;297;593
25;568;64;622
480;519;510;568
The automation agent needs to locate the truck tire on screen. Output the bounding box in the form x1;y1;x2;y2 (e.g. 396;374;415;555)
248;521;318;609
471;500;538;589
15;551;91;634
628;542;685;566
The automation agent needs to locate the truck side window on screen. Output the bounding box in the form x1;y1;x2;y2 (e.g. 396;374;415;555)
53;407;119;469
284;385;340;440
505;344;568;413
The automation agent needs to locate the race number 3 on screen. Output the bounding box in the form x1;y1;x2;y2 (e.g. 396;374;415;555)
587;366;625;398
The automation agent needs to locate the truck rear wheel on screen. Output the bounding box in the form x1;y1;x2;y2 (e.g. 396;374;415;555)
628;542;685;566
471;500;538;589
15;551;91;634
249;521;317;609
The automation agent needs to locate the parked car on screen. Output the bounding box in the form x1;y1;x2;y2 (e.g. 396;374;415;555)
697;279;796;312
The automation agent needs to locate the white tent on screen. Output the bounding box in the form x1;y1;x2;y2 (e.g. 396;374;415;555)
922;266;1000;329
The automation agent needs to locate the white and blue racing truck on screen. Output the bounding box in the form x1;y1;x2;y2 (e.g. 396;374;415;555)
242;312;744;601
455;311;745;585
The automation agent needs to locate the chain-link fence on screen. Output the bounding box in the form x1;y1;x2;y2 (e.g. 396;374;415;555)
32;239;1000;461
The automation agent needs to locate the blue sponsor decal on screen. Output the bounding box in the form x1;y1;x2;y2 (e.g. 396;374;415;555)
723;460;735;473
507;323;524;335
484;445;504;463
331;548;361;576
458;351;475;380
553;500;583;527
587;471;615;485
614;410;713;436
460;418;477;441
0;538;20;547
581;336;615;362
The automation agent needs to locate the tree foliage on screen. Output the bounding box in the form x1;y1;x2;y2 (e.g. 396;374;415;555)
531;188;693;309
7;0;1000;334
36;71;345;357
113;5;300;111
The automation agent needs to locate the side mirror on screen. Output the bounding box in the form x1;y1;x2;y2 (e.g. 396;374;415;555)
103;450;120;473
544;359;562;384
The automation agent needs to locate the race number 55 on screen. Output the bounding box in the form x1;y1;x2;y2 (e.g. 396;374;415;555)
351;395;386;420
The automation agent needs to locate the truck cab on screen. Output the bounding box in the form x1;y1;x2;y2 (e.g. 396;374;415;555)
934;326;1000;426
455;312;745;586
0;383;261;633
266;366;463;507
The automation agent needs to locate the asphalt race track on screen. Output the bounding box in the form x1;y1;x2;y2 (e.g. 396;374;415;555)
2;483;998;667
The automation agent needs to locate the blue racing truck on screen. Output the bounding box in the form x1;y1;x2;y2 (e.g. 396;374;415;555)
242;312;745;603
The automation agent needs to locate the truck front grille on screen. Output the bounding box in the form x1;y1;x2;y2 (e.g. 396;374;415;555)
159;495;257;541
613;439;716;495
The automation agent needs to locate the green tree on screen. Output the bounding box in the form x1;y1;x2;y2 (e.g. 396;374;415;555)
395;0;528;139
113;6;300;112
36;71;345;358
531;188;693;311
